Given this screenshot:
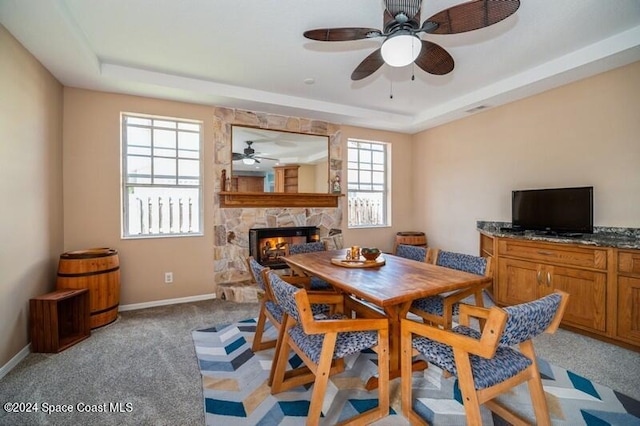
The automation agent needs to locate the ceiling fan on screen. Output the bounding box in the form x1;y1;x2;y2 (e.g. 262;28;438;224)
303;0;520;80
232;141;277;164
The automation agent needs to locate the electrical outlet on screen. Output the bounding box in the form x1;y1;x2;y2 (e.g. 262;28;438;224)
164;272;173;284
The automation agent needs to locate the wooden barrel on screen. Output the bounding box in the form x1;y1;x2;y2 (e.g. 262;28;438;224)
56;248;120;329
395;231;427;247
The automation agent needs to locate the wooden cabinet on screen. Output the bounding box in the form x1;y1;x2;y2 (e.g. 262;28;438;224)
274;165;299;193
617;250;640;345
498;257;606;331
482;232;640;350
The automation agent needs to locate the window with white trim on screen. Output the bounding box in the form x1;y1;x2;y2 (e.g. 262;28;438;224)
121;113;203;238
347;139;390;228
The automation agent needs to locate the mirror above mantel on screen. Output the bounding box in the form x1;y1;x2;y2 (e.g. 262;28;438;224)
219;125;342;208
230;125;330;193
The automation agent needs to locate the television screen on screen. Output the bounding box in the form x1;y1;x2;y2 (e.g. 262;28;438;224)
512;186;593;234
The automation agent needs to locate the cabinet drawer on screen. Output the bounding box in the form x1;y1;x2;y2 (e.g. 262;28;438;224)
618;251;640;275
497;240;607;270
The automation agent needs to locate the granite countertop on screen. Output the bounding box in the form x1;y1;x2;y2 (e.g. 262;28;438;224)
477;221;640;250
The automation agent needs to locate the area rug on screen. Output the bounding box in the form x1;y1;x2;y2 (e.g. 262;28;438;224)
192;318;640;425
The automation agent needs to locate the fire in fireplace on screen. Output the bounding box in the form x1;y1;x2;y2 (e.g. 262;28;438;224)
249;226;320;269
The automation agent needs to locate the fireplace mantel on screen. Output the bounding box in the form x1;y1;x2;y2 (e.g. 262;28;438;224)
218;192;342;208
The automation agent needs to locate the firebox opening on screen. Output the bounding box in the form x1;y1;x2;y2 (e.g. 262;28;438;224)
249;226;320;269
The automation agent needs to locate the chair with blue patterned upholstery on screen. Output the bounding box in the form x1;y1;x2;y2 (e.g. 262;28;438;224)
394;244;429;262
268;271;390;425
401;290;569;425
410;249;493;329
286;241;333;291
247;257;327;352
247;257;283;353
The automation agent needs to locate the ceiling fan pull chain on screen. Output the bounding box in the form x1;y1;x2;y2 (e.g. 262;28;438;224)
389;78;393;99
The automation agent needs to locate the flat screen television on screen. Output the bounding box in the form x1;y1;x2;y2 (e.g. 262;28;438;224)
512;186;593;234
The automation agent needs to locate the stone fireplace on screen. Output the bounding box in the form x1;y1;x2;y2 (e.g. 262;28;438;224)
212;107;343;298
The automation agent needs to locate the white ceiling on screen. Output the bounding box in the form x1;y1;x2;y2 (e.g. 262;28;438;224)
2;0;639;134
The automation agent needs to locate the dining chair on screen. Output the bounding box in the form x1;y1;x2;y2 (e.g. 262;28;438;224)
247;257;327;352
268;271;390;425
247;257;283;352
394;244;429;262
410;249;492;329
286;241;333;290
401;290;569;426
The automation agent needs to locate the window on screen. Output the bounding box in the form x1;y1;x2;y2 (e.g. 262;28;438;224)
347;139;390;228
121;113;203;238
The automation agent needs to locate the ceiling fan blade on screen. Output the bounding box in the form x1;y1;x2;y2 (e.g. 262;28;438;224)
351;48;385;81
414;40;454;75
254;156;278;161
232;152;245;160
426;0;520;35
304;28;382;41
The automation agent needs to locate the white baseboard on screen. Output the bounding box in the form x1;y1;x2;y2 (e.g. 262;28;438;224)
0;293;217;379
0;343;31;380
119;293;216;311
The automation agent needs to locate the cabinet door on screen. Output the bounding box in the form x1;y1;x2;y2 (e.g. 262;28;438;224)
549;265;607;332
618;276;640;344
497;258;540;306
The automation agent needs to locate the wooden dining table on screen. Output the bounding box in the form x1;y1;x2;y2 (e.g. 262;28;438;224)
283;249;492;389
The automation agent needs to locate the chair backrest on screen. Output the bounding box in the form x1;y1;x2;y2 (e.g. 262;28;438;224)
395;244;428;262
433;249;491;276
247;257;268;292
267;271;302;322
288;241;327;255
500;292;566;346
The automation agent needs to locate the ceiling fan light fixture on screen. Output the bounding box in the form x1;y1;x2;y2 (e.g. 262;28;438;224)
381;33;421;67
242;158;256;165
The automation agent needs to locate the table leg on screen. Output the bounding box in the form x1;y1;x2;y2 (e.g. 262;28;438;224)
364;302;427;390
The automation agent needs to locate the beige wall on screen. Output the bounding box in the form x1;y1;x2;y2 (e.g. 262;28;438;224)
341;127;415;253
298;164;317;193
0;26;64;367
63;89;219;307
412;61;640;255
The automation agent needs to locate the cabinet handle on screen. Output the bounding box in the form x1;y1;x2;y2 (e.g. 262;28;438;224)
536;270;542;285
538;250;554;256
547;272;552;287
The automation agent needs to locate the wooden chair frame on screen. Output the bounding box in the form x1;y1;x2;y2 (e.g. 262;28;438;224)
401;290;569;426
247;256;313;353
410;248;493;329
269;271;390;426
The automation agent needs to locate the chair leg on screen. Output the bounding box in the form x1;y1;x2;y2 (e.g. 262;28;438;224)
270;318;293;394
521;341;551;426
376;327;390;418
268;317;286;387
307;333;338;426
453;350;484;425
401;326;412;417
252;303;268;352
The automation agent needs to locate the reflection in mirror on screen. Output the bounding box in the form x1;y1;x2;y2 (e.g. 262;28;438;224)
231;126;330;193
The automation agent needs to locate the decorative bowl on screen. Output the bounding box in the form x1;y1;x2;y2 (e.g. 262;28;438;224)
361;247;381;261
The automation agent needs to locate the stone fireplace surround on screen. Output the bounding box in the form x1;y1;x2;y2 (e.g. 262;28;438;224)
212;107;343;296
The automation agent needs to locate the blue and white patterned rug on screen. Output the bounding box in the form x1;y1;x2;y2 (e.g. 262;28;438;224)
192;318;640;425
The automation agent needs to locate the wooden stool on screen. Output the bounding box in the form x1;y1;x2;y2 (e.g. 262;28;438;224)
30;289;91;353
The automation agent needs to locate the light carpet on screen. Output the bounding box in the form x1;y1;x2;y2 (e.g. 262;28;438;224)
192;318;640;425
